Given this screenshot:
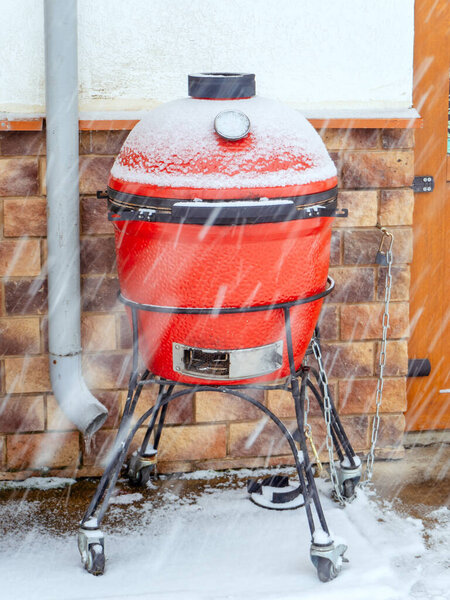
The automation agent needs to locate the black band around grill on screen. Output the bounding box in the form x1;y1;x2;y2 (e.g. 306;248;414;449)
118;276;334;315
106;186;340;226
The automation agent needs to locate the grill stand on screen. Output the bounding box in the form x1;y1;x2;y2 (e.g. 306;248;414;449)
78;279;360;581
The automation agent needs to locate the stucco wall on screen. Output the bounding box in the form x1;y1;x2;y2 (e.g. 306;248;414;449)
2;0;414;113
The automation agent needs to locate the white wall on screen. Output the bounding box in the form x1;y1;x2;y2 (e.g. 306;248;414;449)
1;0;415;114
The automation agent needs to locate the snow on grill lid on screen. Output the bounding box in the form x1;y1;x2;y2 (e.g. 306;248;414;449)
109;95;337;193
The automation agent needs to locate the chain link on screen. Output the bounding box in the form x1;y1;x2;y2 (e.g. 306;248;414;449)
360;228;394;487
311;227;394;501
311;337;346;505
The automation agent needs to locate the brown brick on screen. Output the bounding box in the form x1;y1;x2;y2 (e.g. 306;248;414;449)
344;229;413;265
4;356;51;394
266;389;296;418
376;340;408;376
81;314;116;351
317;304;338;340
0;436;4;469
81;196;114;235
47;389;121;431
0;395;45;432
7;431;79;469
79;156;115;195
379;189;414;226
80;237;116;274
330;230;341;266
340;415;370;451
320;129;379;150
340;302;409;340
3;197;47;237
0;132;46;155
377;266;410;301
266;388;325;419
328;267;375;302
82;429;115;467
381;129;414;149
79;131;129;155
375;414;405;447
321;342;374;378
339;377;407;414
0;361;4;394
46;396;77;431
0;240;41;276
0;317;41;355
195;389;264;422
39;158;46;195
0;158;39;196
229;420;297;458
4;279;48;315
81;277;121;311
158;424;227;461
335;151;414;188
131;387;195;425
334;191;378;228
83;352;132;389
91;390;122;428
118;313;132;349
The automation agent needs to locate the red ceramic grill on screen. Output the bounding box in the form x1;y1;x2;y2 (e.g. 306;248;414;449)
107;73;339;384
79;74;361;582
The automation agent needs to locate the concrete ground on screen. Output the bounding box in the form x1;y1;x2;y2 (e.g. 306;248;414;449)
0;432;448;538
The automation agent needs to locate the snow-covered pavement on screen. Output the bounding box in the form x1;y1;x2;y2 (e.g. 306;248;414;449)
0;471;448;600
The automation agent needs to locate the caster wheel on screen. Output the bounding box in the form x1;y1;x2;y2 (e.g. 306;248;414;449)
343;478;355;500
316;557;337;582
86;543;105;576
128;465;154;487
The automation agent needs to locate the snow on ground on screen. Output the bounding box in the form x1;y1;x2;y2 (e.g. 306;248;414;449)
0;474;448;600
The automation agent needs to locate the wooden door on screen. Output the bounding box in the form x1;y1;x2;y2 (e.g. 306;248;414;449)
406;0;450;430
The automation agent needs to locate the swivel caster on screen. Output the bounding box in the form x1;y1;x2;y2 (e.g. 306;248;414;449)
315;556;338;582
337;456;362;502
128;464;155;486
126;450;157;487
85;543;105;576
78;521;105;576
310;540;348;582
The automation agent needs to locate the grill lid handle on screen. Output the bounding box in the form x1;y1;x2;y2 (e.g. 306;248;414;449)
188;73;255;99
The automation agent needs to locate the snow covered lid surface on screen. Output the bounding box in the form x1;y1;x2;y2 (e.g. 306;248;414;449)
109;95;337;197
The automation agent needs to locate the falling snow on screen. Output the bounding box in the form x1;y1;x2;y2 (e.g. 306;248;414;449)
0;473;448;600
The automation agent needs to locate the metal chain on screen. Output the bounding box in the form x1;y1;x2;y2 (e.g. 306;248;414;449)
302;358;324;476
311;226;394;501
360;227;394;487
311;337;346;505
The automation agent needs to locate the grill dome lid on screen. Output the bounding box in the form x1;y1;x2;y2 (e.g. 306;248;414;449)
108;74;337;200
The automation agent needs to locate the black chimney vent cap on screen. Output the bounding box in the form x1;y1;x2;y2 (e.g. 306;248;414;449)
188;73;255;99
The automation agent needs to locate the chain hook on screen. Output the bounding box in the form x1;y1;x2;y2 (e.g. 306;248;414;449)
376;224;394;254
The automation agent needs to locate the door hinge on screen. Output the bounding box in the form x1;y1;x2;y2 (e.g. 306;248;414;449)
412;176;434;193
407;358;431;377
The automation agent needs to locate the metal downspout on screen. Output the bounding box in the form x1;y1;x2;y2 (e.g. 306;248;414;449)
44;0;108;435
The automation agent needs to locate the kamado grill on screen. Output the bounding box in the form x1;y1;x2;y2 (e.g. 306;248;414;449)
79;73;363;582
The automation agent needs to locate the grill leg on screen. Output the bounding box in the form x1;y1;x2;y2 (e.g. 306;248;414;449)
309;333;362;500
127;384;174;486
79;306;149;575
284;308;348;581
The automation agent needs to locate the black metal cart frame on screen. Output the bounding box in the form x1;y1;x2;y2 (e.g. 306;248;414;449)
78;276;358;581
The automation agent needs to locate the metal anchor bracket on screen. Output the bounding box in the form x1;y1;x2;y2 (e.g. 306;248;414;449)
412;176;434;193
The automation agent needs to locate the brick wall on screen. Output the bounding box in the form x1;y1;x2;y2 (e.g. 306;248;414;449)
0;126;414;479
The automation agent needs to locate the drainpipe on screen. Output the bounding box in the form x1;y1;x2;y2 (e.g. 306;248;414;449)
44;0;108;435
